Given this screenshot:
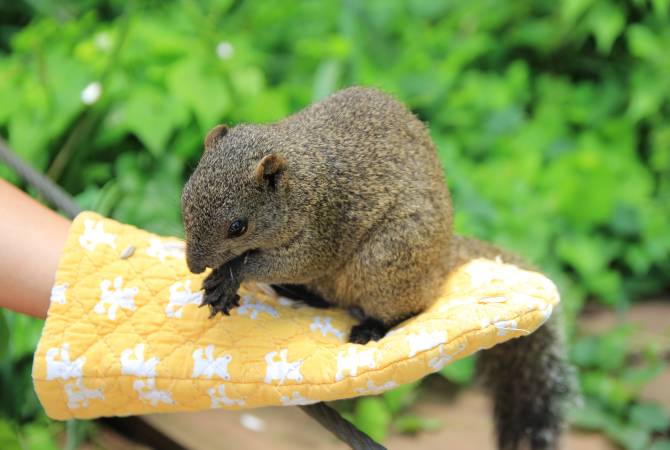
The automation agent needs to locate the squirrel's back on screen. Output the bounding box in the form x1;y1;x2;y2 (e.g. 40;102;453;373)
275;86;452;254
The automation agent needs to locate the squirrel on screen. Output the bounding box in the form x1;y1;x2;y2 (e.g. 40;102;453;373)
181;86;573;449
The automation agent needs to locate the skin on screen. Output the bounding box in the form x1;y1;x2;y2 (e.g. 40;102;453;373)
0;179;69;319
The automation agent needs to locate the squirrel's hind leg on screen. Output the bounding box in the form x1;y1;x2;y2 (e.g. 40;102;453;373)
271;284;332;309
348;313;414;344
348;317;389;344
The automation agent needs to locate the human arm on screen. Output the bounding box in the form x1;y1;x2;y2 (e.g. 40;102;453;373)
0;178;70;319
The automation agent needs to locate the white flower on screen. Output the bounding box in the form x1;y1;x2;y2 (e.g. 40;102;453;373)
81;82;102;105
216;41;234;60
94;33;112;51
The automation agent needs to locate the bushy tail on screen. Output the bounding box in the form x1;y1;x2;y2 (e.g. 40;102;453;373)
449;235;575;450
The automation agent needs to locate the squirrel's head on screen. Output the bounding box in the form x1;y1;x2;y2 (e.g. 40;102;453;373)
181;124;290;273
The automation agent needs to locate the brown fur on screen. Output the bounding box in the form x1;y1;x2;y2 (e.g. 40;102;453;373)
181;86;573;449
182;86;452;324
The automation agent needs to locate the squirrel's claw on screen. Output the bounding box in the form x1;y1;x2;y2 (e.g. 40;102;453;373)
201;265;242;318
203;275;222;291
203;288;240;317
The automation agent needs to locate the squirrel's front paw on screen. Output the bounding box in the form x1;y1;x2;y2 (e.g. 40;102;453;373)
200;266;241;317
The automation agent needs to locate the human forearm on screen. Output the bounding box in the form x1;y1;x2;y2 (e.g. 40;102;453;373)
0;179;70;319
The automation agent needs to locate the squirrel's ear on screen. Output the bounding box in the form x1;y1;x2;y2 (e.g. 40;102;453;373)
204;124;229;150
255;153;286;190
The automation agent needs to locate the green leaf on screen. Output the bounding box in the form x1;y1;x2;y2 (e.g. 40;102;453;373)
0;311;8;359
394;414;441;434
119;86;188;156
20;422;60;450
0;420;21;450
580;371;634;414
568;398;617;430
439;355;476;385
570;400;653;450
627;25;664;61
561;0;596;24
383;382;418;416
629;404;670;432
628;67;667;120
652;0;670;17
570;335;600;368
166;58;231;132
619;363;665;389
312;59;342;101
353;397;392;443
8;111;51;169
650;439;670;450
607;424;650;450
588;2;625;54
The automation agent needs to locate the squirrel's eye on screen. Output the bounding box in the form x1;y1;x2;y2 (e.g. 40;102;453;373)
227;219;248;238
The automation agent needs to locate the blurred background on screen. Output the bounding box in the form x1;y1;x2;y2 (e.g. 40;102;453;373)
0;0;669;449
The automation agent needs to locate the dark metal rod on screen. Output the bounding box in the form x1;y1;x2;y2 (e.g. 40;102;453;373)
300;403;387;450
0;137;82;219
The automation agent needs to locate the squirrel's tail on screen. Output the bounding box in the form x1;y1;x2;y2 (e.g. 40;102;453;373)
449;235;575;450
478;315;573;449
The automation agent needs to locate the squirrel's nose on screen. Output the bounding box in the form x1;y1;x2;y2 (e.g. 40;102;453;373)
188;261;206;274
185;247;206;274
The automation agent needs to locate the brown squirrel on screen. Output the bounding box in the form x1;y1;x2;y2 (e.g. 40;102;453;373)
181;86;572;449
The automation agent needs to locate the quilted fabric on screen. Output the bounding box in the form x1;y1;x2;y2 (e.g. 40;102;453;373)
32;212;559;420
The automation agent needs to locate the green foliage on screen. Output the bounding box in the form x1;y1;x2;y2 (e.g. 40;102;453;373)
0;416;62;450
383;381;419;416
338;381;440;441
354;397;393;442
651;440;670;450
393;414;441;435
0;0;669;446
0;313;47;422
569;325;668;448
440;355;476;385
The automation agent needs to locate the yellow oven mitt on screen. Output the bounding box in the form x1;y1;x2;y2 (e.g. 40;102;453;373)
32;212;559;420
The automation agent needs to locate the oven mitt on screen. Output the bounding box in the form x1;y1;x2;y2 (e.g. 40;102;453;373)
32;212;559;420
